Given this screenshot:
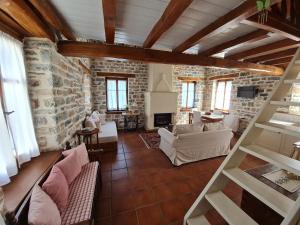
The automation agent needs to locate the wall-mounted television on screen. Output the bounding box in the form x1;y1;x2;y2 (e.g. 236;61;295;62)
237;86;258;99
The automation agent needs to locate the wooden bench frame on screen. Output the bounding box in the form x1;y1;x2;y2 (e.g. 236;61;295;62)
5;151;102;225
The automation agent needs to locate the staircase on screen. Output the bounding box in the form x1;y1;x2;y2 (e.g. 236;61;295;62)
184;48;300;225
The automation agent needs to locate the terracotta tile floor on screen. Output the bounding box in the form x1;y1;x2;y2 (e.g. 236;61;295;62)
95;131;266;225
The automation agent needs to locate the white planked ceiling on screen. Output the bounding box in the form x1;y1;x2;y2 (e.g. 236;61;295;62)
50;0;286;57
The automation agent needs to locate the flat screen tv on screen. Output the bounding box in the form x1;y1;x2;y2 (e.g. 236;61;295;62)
237;86;257;99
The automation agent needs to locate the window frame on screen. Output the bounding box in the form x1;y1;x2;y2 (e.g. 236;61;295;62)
105;77;129;112
214;79;232;111
181;81;196;110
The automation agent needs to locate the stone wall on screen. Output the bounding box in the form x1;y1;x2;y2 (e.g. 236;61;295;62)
24;38;91;151
172;65;205;124
91;59;148;128
203;68;281;131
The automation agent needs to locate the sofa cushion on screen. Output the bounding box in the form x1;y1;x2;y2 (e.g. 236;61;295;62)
92;121;118;144
85;117;97;129
61;162;99;225
63;143;89;167
203;122;225;131
91;111;106;125
42;166;69;212
28;185;61;225
173;123;204;135
56;151;82;185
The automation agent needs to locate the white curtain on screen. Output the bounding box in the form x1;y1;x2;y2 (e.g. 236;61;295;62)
0;102;17;186
118;80;127;110
0;32;39;185
107;79;117;110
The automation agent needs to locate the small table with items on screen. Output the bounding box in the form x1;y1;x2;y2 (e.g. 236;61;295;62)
201;114;224;123
241;164;300;224
75;128;99;150
122;112;139;131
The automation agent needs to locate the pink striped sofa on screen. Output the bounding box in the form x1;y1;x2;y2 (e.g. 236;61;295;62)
9;151;101;225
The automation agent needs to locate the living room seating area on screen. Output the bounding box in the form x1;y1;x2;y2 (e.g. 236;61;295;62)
3;0;300;225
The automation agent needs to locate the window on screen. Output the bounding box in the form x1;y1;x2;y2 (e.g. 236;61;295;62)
181;81;196;109
214;80;232;111
0;32;39;185
106;78;128;111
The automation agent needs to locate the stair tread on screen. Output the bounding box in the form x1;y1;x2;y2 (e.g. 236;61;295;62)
223;168;294;216
187;216;210;225
205;191;258;225
240;145;300;176
284;79;300;84
270;101;300;106
255;121;300;137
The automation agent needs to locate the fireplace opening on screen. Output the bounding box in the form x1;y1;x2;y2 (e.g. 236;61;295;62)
154;113;172;127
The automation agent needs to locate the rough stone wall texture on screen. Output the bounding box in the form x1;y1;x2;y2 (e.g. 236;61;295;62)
91;59;148;128
24;38;91;151
203;68;281;131
172;65;206;124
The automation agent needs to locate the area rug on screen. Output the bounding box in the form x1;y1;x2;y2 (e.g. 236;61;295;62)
139;131;160;149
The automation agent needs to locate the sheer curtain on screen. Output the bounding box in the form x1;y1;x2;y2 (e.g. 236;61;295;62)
0;102;17;186
0;32;39;185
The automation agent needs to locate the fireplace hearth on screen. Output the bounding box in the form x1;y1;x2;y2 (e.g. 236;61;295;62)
154;113;172;127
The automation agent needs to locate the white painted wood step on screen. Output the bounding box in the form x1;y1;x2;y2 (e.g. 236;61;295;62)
294;60;300;65
239;145;300;176
223;168;294;217
255;122;300;137
270;101;300;107
205;191;258;225
187;216;210;225
284;79;300;84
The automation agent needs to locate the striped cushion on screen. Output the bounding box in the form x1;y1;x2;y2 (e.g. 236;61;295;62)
61;162;99;225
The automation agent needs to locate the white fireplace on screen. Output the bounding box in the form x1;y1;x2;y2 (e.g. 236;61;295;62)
144;63;178;130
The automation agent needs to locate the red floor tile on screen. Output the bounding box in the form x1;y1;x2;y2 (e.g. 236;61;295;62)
133;189;157;208
112;211;138;225
137;204;164;225
112;160;127;170
112;168;128;180
160;199;186;224
111;194;137;215
152;183;177;202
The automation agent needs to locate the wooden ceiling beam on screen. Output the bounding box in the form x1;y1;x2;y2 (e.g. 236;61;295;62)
208;73;239;81
0;10;29;36
28;0;75;40
102;0;116;44
0;19;22;40
247;48;297;63
227;39;300;60
0;0;54;41
57;41;284;76
143;0;192;48
199;29;269;56
243;12;300;41
265;56;293;65
172;0;281;53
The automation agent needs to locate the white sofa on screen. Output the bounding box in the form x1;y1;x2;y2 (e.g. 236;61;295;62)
158;125;233;166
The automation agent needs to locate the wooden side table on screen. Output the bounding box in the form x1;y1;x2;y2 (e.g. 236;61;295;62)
122;112;139;131
75;128;99;150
